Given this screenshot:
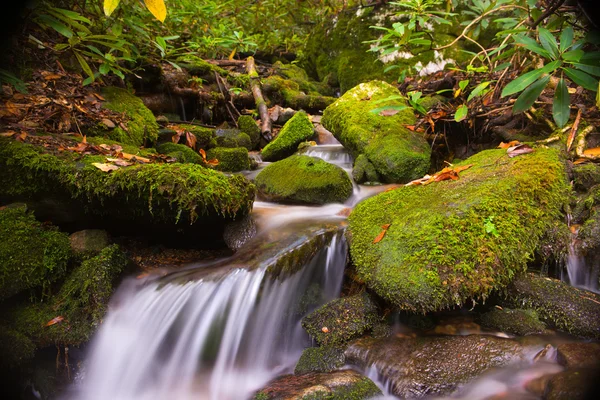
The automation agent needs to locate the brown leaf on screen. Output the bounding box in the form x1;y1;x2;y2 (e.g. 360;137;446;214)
570;224;580;234
573;158;590;165
429;110;447;119
199;148;207;161
15;132;28;142
373;223;391;244
4;101;21;116
380;109;400;116
45;316;64;327
205;158;219;166
93;93;105;101
453;164;474;173
434;169;459;182
321;327;329;333
106;158;132;167
120;152;150;163
583;147;600;156
0;131;17;137
497;140;520;149
42;72;63;80
567;109;582;152
507;144;534;158
185;131;197;148
93;163;120;172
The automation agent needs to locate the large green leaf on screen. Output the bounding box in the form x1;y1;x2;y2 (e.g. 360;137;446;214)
572;63;600;77
553;78;570;128
564;67;599;91
37;15;73;38
512;75;550;114
468;81;492;102
562;49;584;62
502;60;561;97
74;51;94;80
514;34;551;58
538;27;559;59
559;26;574;53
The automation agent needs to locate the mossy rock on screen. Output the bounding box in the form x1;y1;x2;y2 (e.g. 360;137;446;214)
206;147;250;172
322;81;430;183
176;124;217;149
262;75;336;112
347;148;569;313
69;229;110;259
261;112;315;162
4;244;129;348
479;308;547;336
301;292;379;346
0;138;255;229
253;370;381;400
572;163;600;192
255;155;353;205
156;142;204;164
295;346;346;375
0;205;71;300
238;115;261;149
0;328;35;369
499;273;600;339
215;129;253;150
99;87;159;146
273;61;334;97
352;154;379;184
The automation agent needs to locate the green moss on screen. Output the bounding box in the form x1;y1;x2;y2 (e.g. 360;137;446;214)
0;206;71;300
295;346;346;375
322;81;430;183
6;245;129;347
501;273;600;339
262;75;336;111
76;136;157;157
176;124;216;149
156;142;204;164
352;154;379;184
100;87;159;146
479;308;546;336
238;115;261;149
216;130;252;150
302;292;379;346
206;147;250;172
572;163;600;192
0;328;35;369
261;112;315;161
0;138;255;226
348;148;569;313
273;61;334;96
255;155;353;205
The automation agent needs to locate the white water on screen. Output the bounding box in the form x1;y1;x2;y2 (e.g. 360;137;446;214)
563;232;599;293
70;231;348;400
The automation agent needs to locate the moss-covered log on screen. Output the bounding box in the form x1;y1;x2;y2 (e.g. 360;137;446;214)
348;148;569;313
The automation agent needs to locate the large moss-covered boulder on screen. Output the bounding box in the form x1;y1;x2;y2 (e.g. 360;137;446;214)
0;205;71;300
156;142;204;164
261;112;314;161
5;244;129;347
322;81;430;183
499;273;600;339
301;292;379;346
206;146;250;172
345;335;528;399
255;155;353;204
0;138;255;232
100;87;159;146
348;148;569;313
254;370;381;400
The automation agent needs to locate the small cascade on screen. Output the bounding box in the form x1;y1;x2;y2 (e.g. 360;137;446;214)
563;227;599;293
71;231;348;400
302;144;353;169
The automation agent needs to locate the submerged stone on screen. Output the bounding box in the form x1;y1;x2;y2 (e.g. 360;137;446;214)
261;112;315;162
544;368;599;400
479;308;547;336
0;205;71;300
301;292;379;346
255;155;353;205
345;335;528;398
253;370;381;400
347;148;569;313
500;273;600;340
322;81;430;183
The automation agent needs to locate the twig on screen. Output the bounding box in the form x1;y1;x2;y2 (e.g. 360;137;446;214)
530;0;566;28
567;108;582;152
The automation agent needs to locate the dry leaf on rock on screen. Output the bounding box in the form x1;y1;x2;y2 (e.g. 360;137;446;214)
45;316;64;326
583;147;600;157
373;223;391;244
93;162;119;172
507;144;534;158
498;140;521;149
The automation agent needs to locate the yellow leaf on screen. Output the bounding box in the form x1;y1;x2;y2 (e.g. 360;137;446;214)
583;147;600;156
103;0;120;17
144;0;167;22
228;48;236;61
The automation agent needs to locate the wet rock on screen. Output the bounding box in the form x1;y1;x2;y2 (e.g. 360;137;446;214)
294;346;346;375
500;273;600;340
253;369;381;400
223;215;257;251
544;368;599;400
322;81;430;183
261;111;315;162
237;115;261;149
345;335;528;398
0;205;71;301
206;147;250;172
302;292;379;346
348;148;569;313
156;142;205;164
255;155;353;205
557;343;600;368
479;308;547;336
69;229;110;258
352;154;379;184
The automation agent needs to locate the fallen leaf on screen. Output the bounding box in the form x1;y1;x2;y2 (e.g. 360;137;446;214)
567;109;582;152
16;132;28;142
0;131;17;137
45;316;64;327
101;118;116;128
507;144;534;158
453;164;474;173
570;224;580;234
93;93;105;101
106;158;132;167
434;169;459;182
321;327;329;333
573;158;589;165
379;109;400;116
42;72;63;80
373;223;391;244
120;152;150;163
497;140;521;149
429;110;447;119
583;147;600;156
93;162;119;172
185;130;197;148
4;101;21;116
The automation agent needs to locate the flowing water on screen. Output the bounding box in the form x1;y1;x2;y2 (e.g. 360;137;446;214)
562;229;599;293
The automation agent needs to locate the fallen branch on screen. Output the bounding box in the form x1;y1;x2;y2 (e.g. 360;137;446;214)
246;56;272;141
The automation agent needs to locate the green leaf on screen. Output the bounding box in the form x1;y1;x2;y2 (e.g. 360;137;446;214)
553;78;570;128
502;60;561;97
514;34;551;58
74;51;94;80
369;105;408;114
37;15;73;38
494;62;512;72
455;104;468;122
562;49;584;62
468;81;492;102
373;94;405;104
459;80;469;91
512;75;550;114
559;26;574;53
597;82;600;108
571;63;600;77
538;27;559;59
564;68;599;91
104;0;120;17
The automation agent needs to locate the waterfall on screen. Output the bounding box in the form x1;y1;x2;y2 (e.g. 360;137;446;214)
562;226;599;293
70;231;347;400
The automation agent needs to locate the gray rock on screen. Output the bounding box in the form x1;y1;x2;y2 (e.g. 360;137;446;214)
223;215;257;251
69;229;110;257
